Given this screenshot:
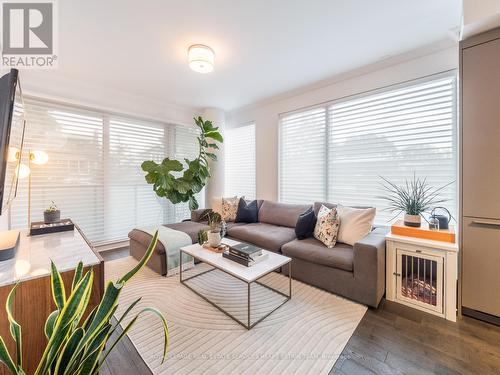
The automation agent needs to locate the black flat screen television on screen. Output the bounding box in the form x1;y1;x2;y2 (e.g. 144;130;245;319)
0;68;26;215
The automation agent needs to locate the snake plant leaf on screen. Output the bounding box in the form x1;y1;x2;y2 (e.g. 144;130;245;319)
0;336;17;375
50;260;66;311
53;327;84;374
118;230;159;284
107;298;141;339
44;310;59;339
72;261;84;292
35;270;94;375
6;283;22;369
97;306;169;372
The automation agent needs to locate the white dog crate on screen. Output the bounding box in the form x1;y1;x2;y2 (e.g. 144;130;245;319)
386;233;458;321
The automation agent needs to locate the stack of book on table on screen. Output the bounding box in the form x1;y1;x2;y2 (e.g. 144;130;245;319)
223;242;268;267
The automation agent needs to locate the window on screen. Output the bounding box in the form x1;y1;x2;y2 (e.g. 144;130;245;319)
9;98;202;245
280;108;326;204
225;122;256;199
279;74;457;223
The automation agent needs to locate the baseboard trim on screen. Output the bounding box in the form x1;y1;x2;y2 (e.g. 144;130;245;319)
462;306;500;326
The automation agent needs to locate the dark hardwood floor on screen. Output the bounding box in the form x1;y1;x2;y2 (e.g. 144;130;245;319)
101;248;500;375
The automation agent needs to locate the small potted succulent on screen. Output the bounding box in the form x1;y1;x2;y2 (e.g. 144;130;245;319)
44;201;60;224
379;174;451;227
201;210;222;247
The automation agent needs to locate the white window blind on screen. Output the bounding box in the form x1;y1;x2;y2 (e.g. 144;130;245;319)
280;108;326;204
279;74;457;223
225;123;256;199
9;98;203;245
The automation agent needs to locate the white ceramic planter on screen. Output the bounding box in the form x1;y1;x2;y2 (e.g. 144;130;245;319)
207;231;221;247
404;213;421;227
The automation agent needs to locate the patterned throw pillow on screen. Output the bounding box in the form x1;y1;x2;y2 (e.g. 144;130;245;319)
221;196;240;222
314;205;340;248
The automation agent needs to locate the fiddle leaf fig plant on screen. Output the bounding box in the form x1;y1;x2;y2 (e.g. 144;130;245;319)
141;116;223;210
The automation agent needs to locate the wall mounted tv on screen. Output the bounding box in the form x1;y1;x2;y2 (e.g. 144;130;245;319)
0;68;26;216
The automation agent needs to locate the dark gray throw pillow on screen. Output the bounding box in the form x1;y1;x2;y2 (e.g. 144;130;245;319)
235;198;259;223
295;207;317;240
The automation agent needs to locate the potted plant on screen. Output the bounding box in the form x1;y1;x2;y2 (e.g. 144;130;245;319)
141;116;223;211
379;174;451;227
0;231;168;375
201;210;222;247
44;201;60;224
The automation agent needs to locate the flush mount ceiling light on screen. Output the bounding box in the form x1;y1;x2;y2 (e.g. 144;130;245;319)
188;44;215;73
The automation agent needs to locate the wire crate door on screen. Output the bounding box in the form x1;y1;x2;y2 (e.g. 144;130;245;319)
395;249;444;314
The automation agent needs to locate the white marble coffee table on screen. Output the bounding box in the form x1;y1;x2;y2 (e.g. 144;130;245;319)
180;238;292;329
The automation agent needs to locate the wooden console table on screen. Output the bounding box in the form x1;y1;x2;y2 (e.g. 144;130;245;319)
0;227;104;375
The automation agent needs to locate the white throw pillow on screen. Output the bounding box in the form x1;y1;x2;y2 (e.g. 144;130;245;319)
336;204;376;246
314;205;340;248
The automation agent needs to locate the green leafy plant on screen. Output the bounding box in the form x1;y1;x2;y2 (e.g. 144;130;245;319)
378;174;452;221
141;116;223;211
201;210;222;232
45;201;58;213
0;231;168;375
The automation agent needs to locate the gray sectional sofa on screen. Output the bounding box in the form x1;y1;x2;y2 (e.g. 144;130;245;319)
128;199;387;308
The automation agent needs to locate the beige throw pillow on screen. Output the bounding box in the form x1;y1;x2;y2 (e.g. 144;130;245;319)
314;205;340;248
221;196;240;222
337;204;376;246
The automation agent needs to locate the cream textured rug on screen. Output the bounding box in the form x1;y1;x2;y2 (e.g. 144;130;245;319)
105;256;367;375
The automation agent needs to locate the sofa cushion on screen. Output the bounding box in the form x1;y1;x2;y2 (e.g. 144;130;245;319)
313;202;337;216
337;204;376;246
314;205;340;248
227;222;296;252
235;199;259;223
281;237;354;272
258;200;311;228
163;221;210;244
295;207;317;239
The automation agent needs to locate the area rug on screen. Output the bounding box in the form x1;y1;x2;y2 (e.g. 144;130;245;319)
105;256;367;375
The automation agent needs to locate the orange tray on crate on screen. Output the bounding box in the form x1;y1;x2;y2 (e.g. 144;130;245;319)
390;219;456;243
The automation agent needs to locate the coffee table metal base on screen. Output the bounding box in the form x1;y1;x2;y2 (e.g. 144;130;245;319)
180;251;292;330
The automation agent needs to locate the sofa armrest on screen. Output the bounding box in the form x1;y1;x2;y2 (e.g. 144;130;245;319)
191;208;211;222
353;226;388;306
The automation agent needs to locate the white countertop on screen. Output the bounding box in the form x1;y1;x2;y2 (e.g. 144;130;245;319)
181;238;291;283
0;229;101;287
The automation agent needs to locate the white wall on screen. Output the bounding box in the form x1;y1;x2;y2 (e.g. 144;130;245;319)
462;0;500;38
226;45;458;202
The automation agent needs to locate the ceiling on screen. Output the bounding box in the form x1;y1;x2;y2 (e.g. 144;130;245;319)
22;0;462;111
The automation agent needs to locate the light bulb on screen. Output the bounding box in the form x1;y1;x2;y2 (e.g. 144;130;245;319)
15;163;30;179
30;150;49;165
7;147;20;162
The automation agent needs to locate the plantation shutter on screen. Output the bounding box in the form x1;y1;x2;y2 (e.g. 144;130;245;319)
279;107;327;204
328;76;457;223
225;123;256;199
